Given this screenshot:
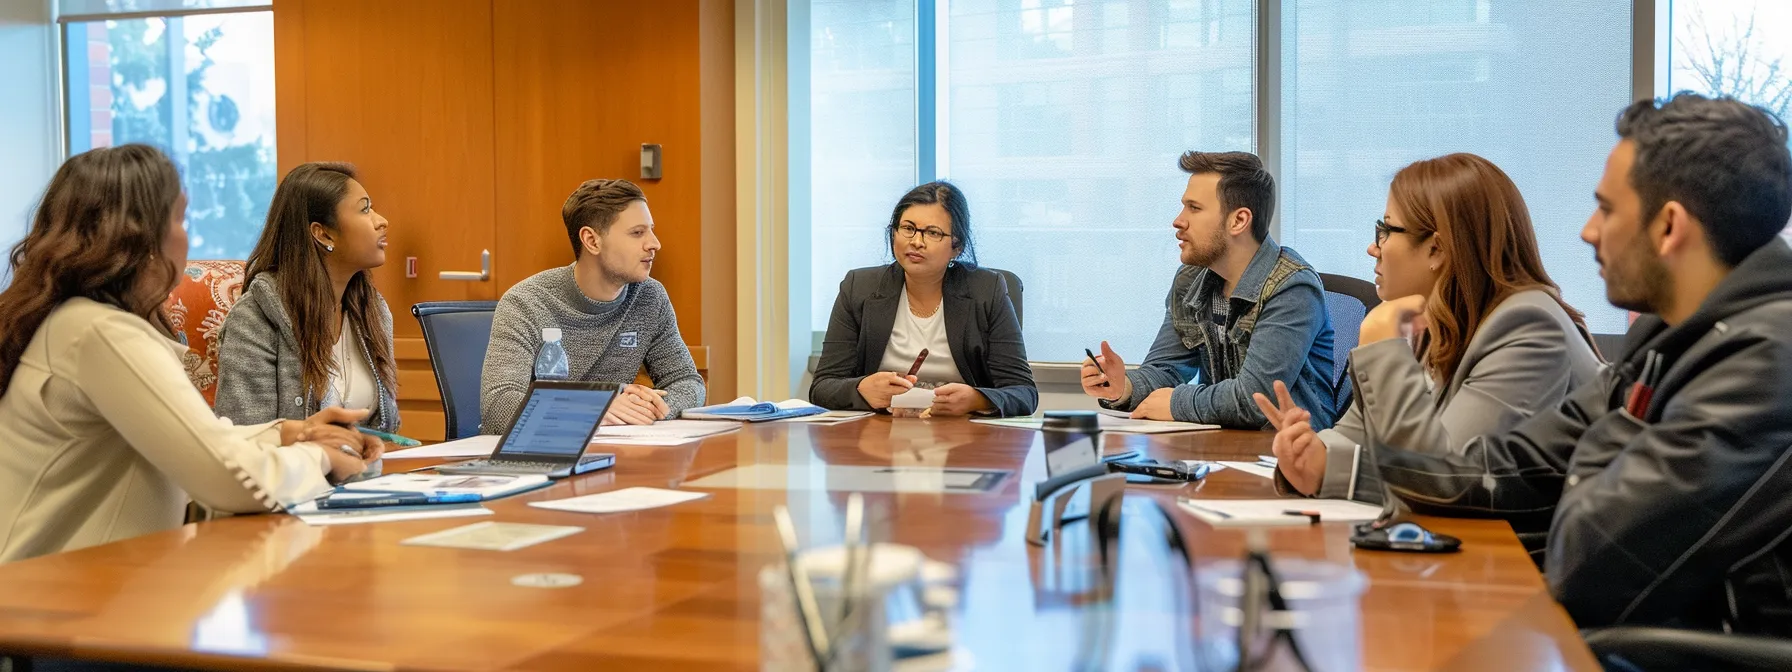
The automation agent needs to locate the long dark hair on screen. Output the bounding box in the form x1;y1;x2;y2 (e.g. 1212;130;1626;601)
244;162;396;400
0;144;184;392
887;181;977;267
1390;153;1589;382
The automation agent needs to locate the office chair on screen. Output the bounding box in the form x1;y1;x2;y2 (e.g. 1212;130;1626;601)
1318;273;1380;387
412;301;499;440
1584;626;1792;671
991;267;1024;328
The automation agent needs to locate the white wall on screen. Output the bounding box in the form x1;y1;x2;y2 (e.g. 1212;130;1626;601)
0;0;58;268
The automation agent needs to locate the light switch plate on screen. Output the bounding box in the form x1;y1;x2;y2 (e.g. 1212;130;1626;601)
640;143;662;180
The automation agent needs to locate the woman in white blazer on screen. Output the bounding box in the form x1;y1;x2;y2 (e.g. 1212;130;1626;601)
0;145;381;563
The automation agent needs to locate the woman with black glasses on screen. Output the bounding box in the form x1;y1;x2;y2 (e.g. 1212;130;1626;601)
1253;153;1602;502
809;181;1037;416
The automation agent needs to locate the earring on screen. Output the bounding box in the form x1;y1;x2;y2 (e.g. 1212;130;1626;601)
324;244;335;253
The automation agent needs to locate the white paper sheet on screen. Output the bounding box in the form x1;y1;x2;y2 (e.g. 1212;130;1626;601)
527;487;709;514
1216;461;1277;479
382;434;500;459
1095;415;1221;434
774;410;873;424
287;500;494;526
590;420;740;446
338;473;551;498
1177;498;1383;527
401;522;585;551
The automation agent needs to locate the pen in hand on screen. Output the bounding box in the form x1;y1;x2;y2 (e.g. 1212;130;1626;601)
355;426;421;447
906;348;929;378
1085;348;1110;387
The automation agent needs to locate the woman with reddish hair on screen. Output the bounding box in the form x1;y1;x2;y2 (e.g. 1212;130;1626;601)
1259;153;1601;502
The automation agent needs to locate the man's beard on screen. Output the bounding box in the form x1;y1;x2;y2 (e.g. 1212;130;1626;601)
599;256;649;287
1604;231;1671;315
1181;226;1228;268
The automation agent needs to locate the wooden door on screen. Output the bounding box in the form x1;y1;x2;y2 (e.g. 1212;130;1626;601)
490;0;706;342
275;0;498;439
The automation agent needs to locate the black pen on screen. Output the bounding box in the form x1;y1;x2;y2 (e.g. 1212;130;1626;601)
1084;348;1110;387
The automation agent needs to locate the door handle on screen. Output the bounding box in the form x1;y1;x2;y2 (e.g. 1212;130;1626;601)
439;249;490;281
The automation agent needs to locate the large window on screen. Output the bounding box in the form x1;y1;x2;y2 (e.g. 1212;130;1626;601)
808;0;1256;363
808;0;919;331
63;7;276;261
1666;0;1792;236
797;1;1792;363
1278;0;1633;334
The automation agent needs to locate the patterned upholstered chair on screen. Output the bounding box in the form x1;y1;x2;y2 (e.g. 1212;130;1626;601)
164;260;248;406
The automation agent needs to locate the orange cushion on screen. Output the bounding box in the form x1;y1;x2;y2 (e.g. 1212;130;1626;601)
164;260;248;406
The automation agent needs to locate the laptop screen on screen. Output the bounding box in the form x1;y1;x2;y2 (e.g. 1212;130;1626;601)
498;386;617;457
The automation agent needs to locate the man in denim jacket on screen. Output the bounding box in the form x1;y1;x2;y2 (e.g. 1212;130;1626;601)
1082;151;1337;430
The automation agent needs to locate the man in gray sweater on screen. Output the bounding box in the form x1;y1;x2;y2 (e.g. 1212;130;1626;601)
480;179;705;432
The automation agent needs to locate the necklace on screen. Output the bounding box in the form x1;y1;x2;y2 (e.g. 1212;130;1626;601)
906;289;940;318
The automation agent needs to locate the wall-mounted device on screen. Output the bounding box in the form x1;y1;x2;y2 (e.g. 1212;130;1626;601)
640;143;662;180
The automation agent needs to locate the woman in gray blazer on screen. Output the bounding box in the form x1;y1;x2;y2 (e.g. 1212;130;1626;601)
810;182;1038;417
214;163;401;437
1257;153;1602;498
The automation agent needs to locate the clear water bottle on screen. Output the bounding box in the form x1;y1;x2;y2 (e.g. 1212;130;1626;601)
534;327;570;380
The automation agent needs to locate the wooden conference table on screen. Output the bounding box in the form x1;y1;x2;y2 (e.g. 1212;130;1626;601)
0;418;1598;671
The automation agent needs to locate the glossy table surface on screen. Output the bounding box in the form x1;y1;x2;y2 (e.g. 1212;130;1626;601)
0;418;1598;671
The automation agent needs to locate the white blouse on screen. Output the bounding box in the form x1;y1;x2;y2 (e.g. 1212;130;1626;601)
326;323;378;412
877;290;963;388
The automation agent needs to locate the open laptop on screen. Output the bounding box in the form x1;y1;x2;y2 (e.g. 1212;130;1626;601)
434;380;619;478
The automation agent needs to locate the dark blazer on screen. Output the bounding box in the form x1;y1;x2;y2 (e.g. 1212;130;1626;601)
810;263;1038;417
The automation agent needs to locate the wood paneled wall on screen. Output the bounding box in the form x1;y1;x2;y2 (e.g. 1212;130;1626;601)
274;0;735;440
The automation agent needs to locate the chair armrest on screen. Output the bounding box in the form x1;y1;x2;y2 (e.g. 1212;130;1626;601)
1584;626;1792;671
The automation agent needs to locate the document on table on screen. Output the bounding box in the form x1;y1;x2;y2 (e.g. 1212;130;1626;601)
383;434;500;459
1093;410;1221;434
1176;498;1383;527
287;497;494;526
774;410;874;425
590;419;741;446
527;487;709;514
401;522;585;551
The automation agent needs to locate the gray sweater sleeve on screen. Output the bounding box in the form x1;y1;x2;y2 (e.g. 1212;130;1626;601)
479;296;538;434
213;288;288;425
643;297;705;415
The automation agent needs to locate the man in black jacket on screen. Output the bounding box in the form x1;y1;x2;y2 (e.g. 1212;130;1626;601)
1265;93;1792;635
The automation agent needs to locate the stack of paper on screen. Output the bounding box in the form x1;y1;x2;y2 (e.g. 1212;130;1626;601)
681;397;828;422
1093;409;1222;434
383;434;500;460
1176;498;1383;527
339;473;552;499
287;498;494;526
591;419;740;446
775;409;874;424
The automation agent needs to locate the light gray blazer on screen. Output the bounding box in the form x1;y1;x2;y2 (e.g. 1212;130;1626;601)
1285;289;1601;499
213;273;401;433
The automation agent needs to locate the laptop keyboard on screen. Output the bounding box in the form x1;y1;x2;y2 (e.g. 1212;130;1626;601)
458;459;560;472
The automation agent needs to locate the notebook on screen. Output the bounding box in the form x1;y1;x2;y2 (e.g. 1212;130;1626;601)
681;396;828;422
